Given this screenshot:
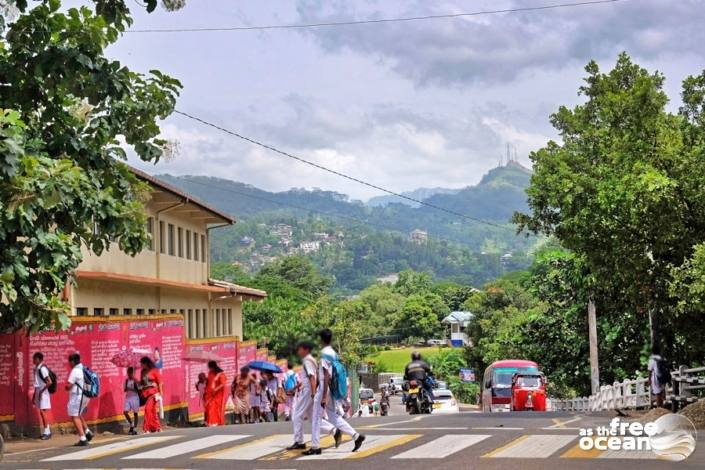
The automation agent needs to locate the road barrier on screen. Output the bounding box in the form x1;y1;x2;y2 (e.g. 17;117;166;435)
549;365;705;412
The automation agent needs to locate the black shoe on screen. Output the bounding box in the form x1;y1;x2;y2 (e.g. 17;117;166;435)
286;442;306;450
74;440;88;447
352;434;366;452
40;433;51;440
302;447;322;455
334;429;342;448
85;431;94;442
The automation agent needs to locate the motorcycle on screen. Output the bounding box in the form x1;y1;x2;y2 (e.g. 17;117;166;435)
380;392;390;416
404;379;432;415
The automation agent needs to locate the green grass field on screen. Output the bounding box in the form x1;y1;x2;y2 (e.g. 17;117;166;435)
365;346;446;373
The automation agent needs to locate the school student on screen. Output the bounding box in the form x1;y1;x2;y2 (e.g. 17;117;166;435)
66;353;93;446
32;352;52;440
123;367;140;435
304;329;365;455
288;341;336;451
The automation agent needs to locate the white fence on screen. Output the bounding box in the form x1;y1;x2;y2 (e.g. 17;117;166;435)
550;365;705;412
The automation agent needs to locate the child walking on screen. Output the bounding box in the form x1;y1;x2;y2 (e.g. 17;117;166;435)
123;367;140;435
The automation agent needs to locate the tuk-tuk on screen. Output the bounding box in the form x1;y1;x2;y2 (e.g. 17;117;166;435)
511;373;547;411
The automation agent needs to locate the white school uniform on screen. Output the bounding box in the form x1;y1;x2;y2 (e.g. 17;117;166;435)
293;354;333;445
67;364;89;417
33;363;51;410
311;346;357;448
124;378;140;413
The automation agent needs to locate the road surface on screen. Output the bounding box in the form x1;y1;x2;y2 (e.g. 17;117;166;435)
4;408;704;469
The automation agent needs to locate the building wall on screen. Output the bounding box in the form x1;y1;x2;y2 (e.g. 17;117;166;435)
78;199;210;286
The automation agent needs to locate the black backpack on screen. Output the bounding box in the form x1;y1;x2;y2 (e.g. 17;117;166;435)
41;365;58;394
656;357;672;385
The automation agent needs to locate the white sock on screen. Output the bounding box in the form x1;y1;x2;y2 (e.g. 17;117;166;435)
353;433;359;440
85;428;91;435
44;426;50;434
79;435;87;441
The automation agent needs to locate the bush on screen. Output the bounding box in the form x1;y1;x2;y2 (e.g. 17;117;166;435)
448;377;480;404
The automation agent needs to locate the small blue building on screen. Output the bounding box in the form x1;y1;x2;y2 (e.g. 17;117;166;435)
442;311;473;347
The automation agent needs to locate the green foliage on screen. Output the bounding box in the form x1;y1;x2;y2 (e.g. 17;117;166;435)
514;53;705;364
448;379;480;404
0;1;180;331
398;294;442;340
428;348;466;381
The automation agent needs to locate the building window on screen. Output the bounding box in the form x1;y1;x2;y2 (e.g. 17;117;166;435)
195;309;201;338
147;217;154;251
148;308;155;315
177;227;183;257
215;309;221;337
94;308;105;316
76;307;88;316
123;308;132;315
186;230;191;259
201;234;206;263
109;308;119;316
187;309;194;338
202;309;208;337
137;308;145;315
227;308;232;336
159;221;165;254
161;309;167;314
168;224;175;256
193;233;199;261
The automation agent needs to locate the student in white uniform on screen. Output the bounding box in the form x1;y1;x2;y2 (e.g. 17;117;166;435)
287;341;336;451
123;366;140;435
66;353;93;446
304;329;365;456
32;352;53;440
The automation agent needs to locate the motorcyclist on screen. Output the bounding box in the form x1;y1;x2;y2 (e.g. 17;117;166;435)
403;351;434;403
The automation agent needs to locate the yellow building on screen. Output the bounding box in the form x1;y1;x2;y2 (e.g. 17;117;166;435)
66;167;265;339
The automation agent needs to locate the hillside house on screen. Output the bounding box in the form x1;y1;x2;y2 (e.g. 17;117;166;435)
442;311;473;347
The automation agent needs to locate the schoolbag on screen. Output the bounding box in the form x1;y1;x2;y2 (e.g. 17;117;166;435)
41;365;58;394
82;366;100;398
656;357;672;385
283;373;297;393
323;354;348;401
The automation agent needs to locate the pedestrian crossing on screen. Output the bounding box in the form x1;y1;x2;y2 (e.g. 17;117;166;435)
39;431;667;463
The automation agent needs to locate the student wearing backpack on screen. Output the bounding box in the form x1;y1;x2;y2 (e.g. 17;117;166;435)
648;344;670;408
304;329;365;456
66;353;93;446
282;361;299;421
32;352;53;440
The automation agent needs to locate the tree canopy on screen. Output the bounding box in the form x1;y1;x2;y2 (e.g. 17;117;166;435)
0;0;180;331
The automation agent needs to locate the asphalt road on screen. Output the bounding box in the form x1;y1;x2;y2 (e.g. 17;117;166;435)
4;406;704;469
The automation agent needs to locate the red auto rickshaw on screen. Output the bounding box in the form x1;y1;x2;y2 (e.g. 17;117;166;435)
511;373;547;411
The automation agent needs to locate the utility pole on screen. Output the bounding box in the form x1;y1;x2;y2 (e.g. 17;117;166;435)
588;298;600;395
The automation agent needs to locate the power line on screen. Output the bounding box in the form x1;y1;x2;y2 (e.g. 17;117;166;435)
127;0;624;33
174;109;511;230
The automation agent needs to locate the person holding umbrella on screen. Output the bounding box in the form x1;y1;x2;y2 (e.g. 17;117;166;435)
139;356;162;433
204;360;227;426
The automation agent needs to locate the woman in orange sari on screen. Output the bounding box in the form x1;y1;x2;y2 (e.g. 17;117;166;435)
204;360;227;426
139;356;163;433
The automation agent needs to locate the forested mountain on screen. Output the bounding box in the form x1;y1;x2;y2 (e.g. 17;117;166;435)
366;187;460;207
159;162;537;291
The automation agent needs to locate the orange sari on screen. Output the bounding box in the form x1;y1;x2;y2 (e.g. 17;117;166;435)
205;371;226;426
141;368;162;432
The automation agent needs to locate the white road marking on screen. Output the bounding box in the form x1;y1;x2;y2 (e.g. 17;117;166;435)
197;434;301;460
392;434;491;459
545;416;583;429
297;434;405;460
486;434;576;458
473;427;525;430
598;449;659;459
123;434;249;459
41;436;180;461
375;427;468;431
362;416;427;428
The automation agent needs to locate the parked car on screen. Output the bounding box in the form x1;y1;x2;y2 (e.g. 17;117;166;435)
427;339;446;346
431;388;460;414
388;375;405;395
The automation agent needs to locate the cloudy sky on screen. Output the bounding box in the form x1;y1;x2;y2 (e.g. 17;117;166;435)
99;0;705;201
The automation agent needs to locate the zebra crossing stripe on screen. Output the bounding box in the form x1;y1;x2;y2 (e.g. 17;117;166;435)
298;434;420;460
392;434;491;459
123;434;249;459
195;434;294;460
260;433;349;460
41;436;180;461
484;434;576;458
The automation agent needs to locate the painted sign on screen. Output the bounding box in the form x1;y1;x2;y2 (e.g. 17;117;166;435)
185;337;238;421
459;368;476;383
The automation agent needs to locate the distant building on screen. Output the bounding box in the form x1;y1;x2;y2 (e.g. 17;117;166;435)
240;236;254;246
442;311;473;347
410;229;428;244
271;223;293;238
377;273;399;284
300;240;321;253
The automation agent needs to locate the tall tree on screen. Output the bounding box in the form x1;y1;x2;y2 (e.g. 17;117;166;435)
514;53;705;358
0;0;181;331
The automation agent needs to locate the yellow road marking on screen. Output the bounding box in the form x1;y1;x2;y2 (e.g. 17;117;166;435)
260;434;352;460
561;441;603;459
348;434;421;459
552;418;566;429
482;434;530;458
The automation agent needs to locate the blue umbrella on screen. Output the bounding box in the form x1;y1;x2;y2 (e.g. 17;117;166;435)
248;360;282;373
